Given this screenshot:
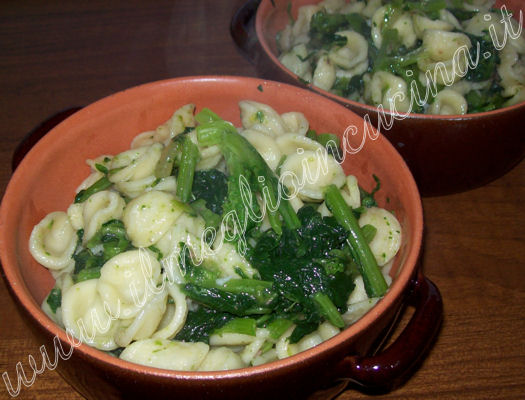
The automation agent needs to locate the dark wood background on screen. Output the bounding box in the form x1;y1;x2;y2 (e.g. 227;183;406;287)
1;1;524;399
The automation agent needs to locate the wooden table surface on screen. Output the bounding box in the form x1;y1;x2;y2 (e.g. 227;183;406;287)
0;1;524;399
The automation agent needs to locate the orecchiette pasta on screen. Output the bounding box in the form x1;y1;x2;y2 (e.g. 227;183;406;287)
97;249;162;319
358;206;402;266
120;339;209;370
418;30;472;85
277;0;524;113
29;212;77;270
31;101;402;373
313;55;337;91
79;190;126;242
280;149;346;201
328;31;368;70
123;190;185;247
427;88;468;115
61;279;120;351
368;71;411;112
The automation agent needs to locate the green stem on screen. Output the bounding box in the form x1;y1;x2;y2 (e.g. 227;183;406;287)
74;176;112;203
313;292;345;328
176;136;200;202
324;184;388;298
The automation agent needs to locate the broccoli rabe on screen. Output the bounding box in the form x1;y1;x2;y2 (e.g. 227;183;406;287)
72;219;134;282
195;108;300;236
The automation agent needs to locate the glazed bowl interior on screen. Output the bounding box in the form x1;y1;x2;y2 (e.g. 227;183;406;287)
254;0;525;196
0;76;422;390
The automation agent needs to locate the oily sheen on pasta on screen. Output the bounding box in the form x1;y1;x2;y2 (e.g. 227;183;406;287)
30;100;402;372
277;0;525;114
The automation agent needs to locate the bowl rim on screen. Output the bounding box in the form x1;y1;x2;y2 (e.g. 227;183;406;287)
255;0;525;120
0;75;423;380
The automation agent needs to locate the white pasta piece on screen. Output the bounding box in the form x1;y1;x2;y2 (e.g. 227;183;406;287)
449;79;490;95
240;328;270;365
120;339;209;371
41;289;63;326
342;175;361;209
280;111;309;136
97;249;162;319
391;13;417;48
464;12;506;45
328;31;368;70
55;270;75;295
251;348;278;367
115;289;168;347
198;347;246;371
463;0;496;12
498;46;525;90
75;170;104;193
340;1;365;14
241;129;282;171
29;211;77;270
503;84;525;106
109;143;163;183
209;332;256;347
343;297;379;325
297;331;324;352
152;283;188;339
427;89;468;115
123;190;184;247
289;195;304;213
368;71;411;112
371;6;388;48
131;130;160;149
292;5;321;39
86;155;113;171
61;279;119;351
277;24;294;53
155;213;206;265
279;44;313;82
318;0;345;13
275;133;324;156
438;9;461;30
313;55;336;91
382;259;394;286
275;326;299;359
151;103;196;144
418;30;472;85
187;129;222;171
361;0;382;18
358;206;402;266
348;275;368;305
412;14;454;38
412;14;454;39
150;176;177;195
210;240;257;279
318;201;332;217
317;321;340;341
67;203;84;231
115;175;157;199
280;150;346;201
334;59;368;81
506;20;525;54
81;190;126;242
239;100;287;137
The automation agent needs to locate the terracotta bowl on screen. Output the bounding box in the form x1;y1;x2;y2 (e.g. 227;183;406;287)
0;76;441;399
231;0;525;196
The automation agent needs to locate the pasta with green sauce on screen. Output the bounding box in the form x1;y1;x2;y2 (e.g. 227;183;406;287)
277;0;525;114
30;101;402;371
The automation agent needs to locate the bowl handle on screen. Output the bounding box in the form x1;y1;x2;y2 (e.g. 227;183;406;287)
336;272;443;391
12;107;82;171
230;0;262;64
